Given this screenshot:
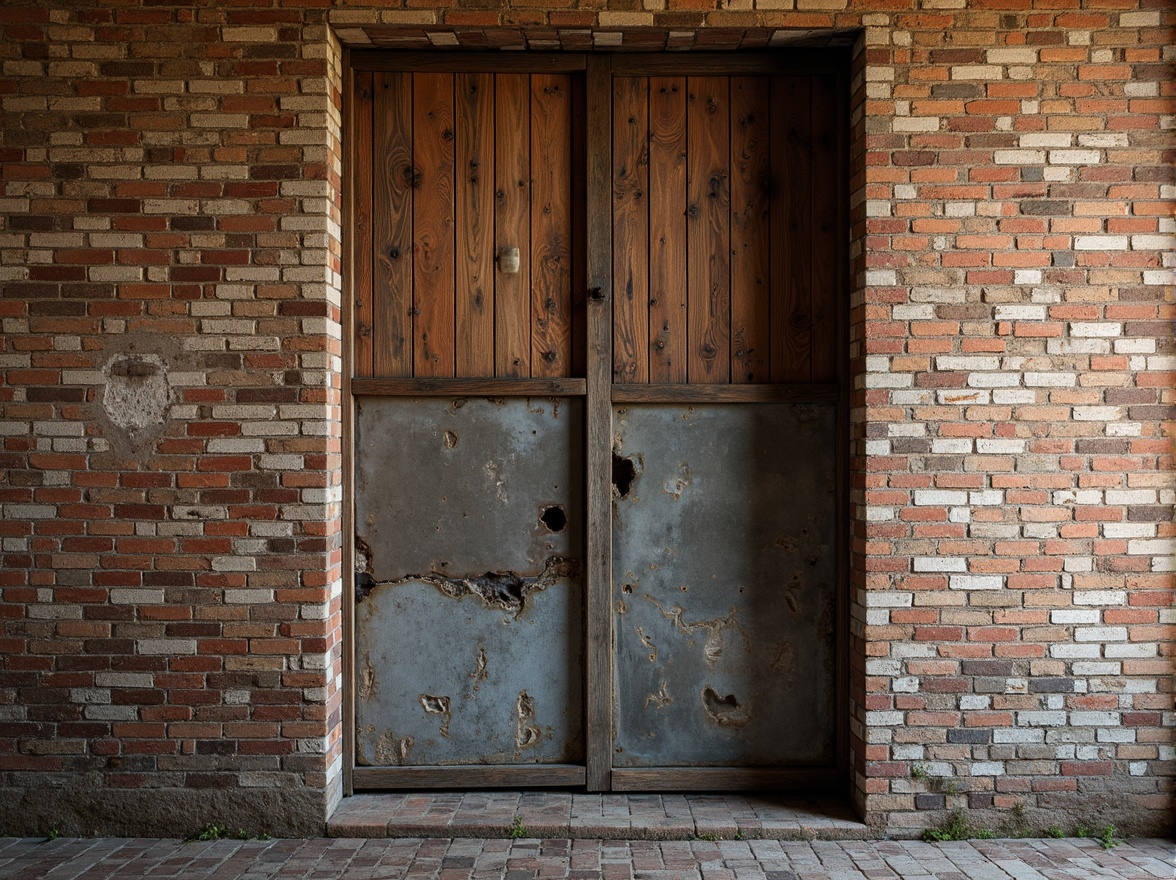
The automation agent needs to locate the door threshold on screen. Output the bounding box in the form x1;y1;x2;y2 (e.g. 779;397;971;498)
327;792;869;840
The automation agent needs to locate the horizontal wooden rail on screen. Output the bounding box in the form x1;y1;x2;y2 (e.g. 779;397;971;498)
611;383;838;404
352;377;587;397
353;764;586;789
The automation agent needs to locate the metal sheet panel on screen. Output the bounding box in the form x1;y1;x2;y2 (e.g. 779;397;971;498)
611;403;837;768
355;397;583;766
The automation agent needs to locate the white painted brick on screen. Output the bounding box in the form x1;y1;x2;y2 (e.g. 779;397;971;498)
913;557;967;572
1018;133;1072;148
1073;590;1126;606
914;490;967;506
968;490;1003;506
1017;711;1066;727
1048;149;1100;165
950;575;1003;591
1025;372;1076;387
1074;235;1128;251
931;439;972;454
1128;538;1176;556
1074;626;1127;642
866;592;913;608
994;149;1045;165
1072;406;1121;421
1070;711;1119;726
138;639;197;655
1105;489;1157;504
976;439;1025;454
935;356;1000;371
1070;322;1121;337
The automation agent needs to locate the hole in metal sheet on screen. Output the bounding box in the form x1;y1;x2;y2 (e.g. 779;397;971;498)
540;505;566;532
612;454;636;498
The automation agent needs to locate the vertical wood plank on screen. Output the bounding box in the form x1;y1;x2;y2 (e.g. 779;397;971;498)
531;73;573;378
341;56;356;798
611;76;649;384
770;76;812;383
353;71;374;380
570;73;587;379
584;55;613;793
648;76;687;385
412;72;455;377
686;76;730;384
729;76;771;384
810;73;838;384
372;71;413;378
455;72;495;378
494;74;531;378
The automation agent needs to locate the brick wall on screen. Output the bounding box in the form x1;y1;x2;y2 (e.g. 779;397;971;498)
0;0;1172;838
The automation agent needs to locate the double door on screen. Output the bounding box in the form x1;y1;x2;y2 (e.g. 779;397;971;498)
346;52;846;792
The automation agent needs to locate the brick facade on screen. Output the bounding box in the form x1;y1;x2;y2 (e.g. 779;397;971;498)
0;0;1171;838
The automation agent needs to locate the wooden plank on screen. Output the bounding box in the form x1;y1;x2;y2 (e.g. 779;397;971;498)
770;76;812;383
372;71;413;377
530;73;574;378
611;76;649;384
584;54;613;794
729;76;771;384
570;73;587;378
341;55;356;798
648;76;687;384
810;73;838;384
353;71;375;380
686;75;730;384
610;767;839;792
494;73;531;378
351;377;586;397
610;52;842;77
412;72;456;377
611;383;838;404
353;764;587;789
353;51;588;73
455;72;495;378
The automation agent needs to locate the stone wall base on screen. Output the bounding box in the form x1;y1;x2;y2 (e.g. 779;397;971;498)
0;786;328;839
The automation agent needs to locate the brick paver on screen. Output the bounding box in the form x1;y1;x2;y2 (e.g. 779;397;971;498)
327;793;869;841
0;837;1170;880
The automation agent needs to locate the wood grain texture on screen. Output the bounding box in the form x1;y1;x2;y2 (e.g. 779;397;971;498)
372;71;413;377
530;73;574;378
729;76;771;384
412;72;456;377
770;76;812;383
611;383;837;403
455;72;495;378
648;76;687;385
353;71;375;380
584;54;613;793
611;76;649;384
810;73;838;384
352;377;585;397
570;73;588;378
686;76;730;384
494;74;531;378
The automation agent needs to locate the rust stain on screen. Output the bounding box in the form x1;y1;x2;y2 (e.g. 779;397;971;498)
701;686;750;727
466;641;488;698
663;462;692;499
515;691;541;753
358;651;377;699
645;596;747;666
635;625;658;663
418;693;452;738
373;729;414;765
645;680;672;710
360;556;581;620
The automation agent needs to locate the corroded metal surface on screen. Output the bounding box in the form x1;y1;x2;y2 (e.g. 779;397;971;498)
355;397;583;766
611;403;837;768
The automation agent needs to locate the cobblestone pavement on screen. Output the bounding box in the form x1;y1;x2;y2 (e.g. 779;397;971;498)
0;836;1171;880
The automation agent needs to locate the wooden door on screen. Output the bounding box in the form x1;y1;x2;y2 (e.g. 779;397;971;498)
346;52;846;793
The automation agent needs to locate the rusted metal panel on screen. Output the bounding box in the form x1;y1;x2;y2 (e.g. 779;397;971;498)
355;397;583;766
611;403;837;768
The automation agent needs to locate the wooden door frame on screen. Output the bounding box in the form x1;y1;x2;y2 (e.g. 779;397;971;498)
341;48;851;797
